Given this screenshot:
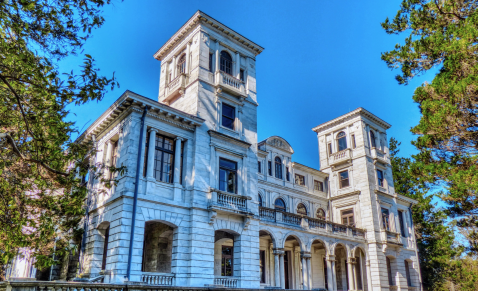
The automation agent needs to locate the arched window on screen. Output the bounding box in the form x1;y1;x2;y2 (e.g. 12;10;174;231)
316;208;326;220
258;194;263;207
274;157;282;179
274;198;286;212
220;51;233;75
370;130;376;148
297;203;307;216
177;54;186;74
337;131;347;151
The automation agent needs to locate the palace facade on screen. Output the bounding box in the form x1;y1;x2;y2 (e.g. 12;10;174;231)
9;11;422;291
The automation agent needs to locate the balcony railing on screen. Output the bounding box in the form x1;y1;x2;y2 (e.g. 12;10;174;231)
209;189;250;213
164;73;187;103
328;148;351;167
371;147;388;164
259;207;366;240
214;277;238;288
385;230;403;245
141;273;175;286
215;71;245;96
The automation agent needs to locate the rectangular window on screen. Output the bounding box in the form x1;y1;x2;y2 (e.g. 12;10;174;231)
398;211;406;237
382;208;390;231
295;174;305;186
258;161;261;173
209;53;214;72
268;161;272;176
377;169;384;187
221;246;233;276
405;260;412;287
240;69;245;82
222;103;235;130
314;180;324;191
260;250;266;283
143;132;149;177
153;135;175;183
339;170;349;188
109;140;118;179
219;158;237;193
328;143;333;156
179;141;184;184
352;134;356;149
341;209;354;225
286;167;290;181
387;257;393;286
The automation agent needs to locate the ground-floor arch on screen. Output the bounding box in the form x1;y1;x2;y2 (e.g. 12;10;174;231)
141;220;174;273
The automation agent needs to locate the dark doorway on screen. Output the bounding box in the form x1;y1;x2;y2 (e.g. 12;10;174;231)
284;251;290;289
260;250;266;283
101;226;110;270
324;257;328;290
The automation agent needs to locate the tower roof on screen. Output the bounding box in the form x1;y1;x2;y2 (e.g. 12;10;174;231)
153;10;264;61
312;107;391;133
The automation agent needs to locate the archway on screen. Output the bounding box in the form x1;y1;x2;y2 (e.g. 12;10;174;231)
334;243;348;291
353;247;368;291
214;230;238;277
259;230;277;287
310;239;327;290
141;221;174;273
283;235;303;289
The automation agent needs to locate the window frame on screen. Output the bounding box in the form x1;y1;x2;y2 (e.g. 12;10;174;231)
341;208;354;226
339;170;350;189
370;130;376;148
221;103;236;130
377;169;384;187
258;161;261;173
405;260;412;287
398;211;406;237
258;194;263;207
221;245;234;276
328;143;333;156
316;208;326;220
381;208;391;231
295;174;305;186
149;133;175;183
297;203;307;216
220;51;233;75
274;198;286;212
268;161;272;176
286;167;290;181
240;69;245;82
314;180;324;191
219;158;238;194
209;53;214;72
177;54;186;74
274;157;282;179
337;131;347;152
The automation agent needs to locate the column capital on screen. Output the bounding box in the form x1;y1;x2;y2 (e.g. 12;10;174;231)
347;257;356;264
148;128;159;133
326;254;336;261
175;136;184;141
273;248;285;256
300;251;312;259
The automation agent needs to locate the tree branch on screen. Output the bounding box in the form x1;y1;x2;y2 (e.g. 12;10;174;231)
0;133;70;177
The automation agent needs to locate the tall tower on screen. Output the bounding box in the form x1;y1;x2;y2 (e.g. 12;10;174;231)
313;108;416;290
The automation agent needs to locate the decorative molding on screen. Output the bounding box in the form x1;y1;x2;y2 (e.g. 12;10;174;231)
312;107;391;133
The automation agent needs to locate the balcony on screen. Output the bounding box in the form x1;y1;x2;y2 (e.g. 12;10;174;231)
328;148;351;167
209;189;251;215
215;71;246;97
259;207;366;240
141;273;175;286
384;230;403;246
164;73;187;104
371;147;388;164
214;276;239;288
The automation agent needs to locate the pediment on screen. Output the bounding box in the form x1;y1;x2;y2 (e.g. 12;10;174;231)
261;136;294;153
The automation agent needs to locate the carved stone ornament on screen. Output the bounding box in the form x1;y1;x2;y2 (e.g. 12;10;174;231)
268;138;289;151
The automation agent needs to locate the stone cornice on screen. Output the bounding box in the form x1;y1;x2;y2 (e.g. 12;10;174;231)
292;162;328;177
312;107;391;133
76;90;204;144
154;10;264;61
208;130;252;149
396;194;418;205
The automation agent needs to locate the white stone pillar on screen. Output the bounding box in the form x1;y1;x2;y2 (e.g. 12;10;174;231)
307;257;312;290
185;42;191;74
104;140;113;178
172;56;177;79
273;250;281;287
215;41;220;72
301;256;308;290
280;252;285;289
173;137;183;201
347;258;354;291
366;259;372;291
235;52;240;78
146;129;157;180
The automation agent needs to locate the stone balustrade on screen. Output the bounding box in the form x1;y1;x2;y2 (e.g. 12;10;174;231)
215;71;245;96
258;207;366;240
141;273;175;286
328;148;351;167
164;73;187;103
209;189;251;214
213;277;238;288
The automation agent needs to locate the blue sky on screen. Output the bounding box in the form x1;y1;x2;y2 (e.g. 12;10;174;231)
64;0;440;169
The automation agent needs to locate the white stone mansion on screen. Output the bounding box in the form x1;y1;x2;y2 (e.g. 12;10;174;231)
42;11;423;291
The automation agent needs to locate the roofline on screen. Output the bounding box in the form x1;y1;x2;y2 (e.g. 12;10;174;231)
292;162;328;177
153;10;264;61
312;107;391;133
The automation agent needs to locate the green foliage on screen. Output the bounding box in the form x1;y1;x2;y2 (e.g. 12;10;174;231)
390;137;460;289
0;0;120;279
382;0;478;255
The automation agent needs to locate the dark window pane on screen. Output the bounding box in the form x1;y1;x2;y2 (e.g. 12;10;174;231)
339;171;349;188
370;131;376;148
258;161;261;173
338;137;347;151
275;198;286;210
220;158;237;170
275;157;282;179
377;170;384;187
399;211;406;237
240;69;245;82
222;104;235;118
222;116;234;130
209;54;213;72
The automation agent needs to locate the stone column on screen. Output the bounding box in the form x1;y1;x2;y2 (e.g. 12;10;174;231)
215;41;220;72
172;55;177;79
279;252;285;289
185;42;191;74
273;249;281;288
366;259;372;291
146;129;157;180
301;256;308;290
307;257;312;290
173;137;183;201
326;255;336;291
347;258;355;291
235;51;240;78
104;140;113;177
